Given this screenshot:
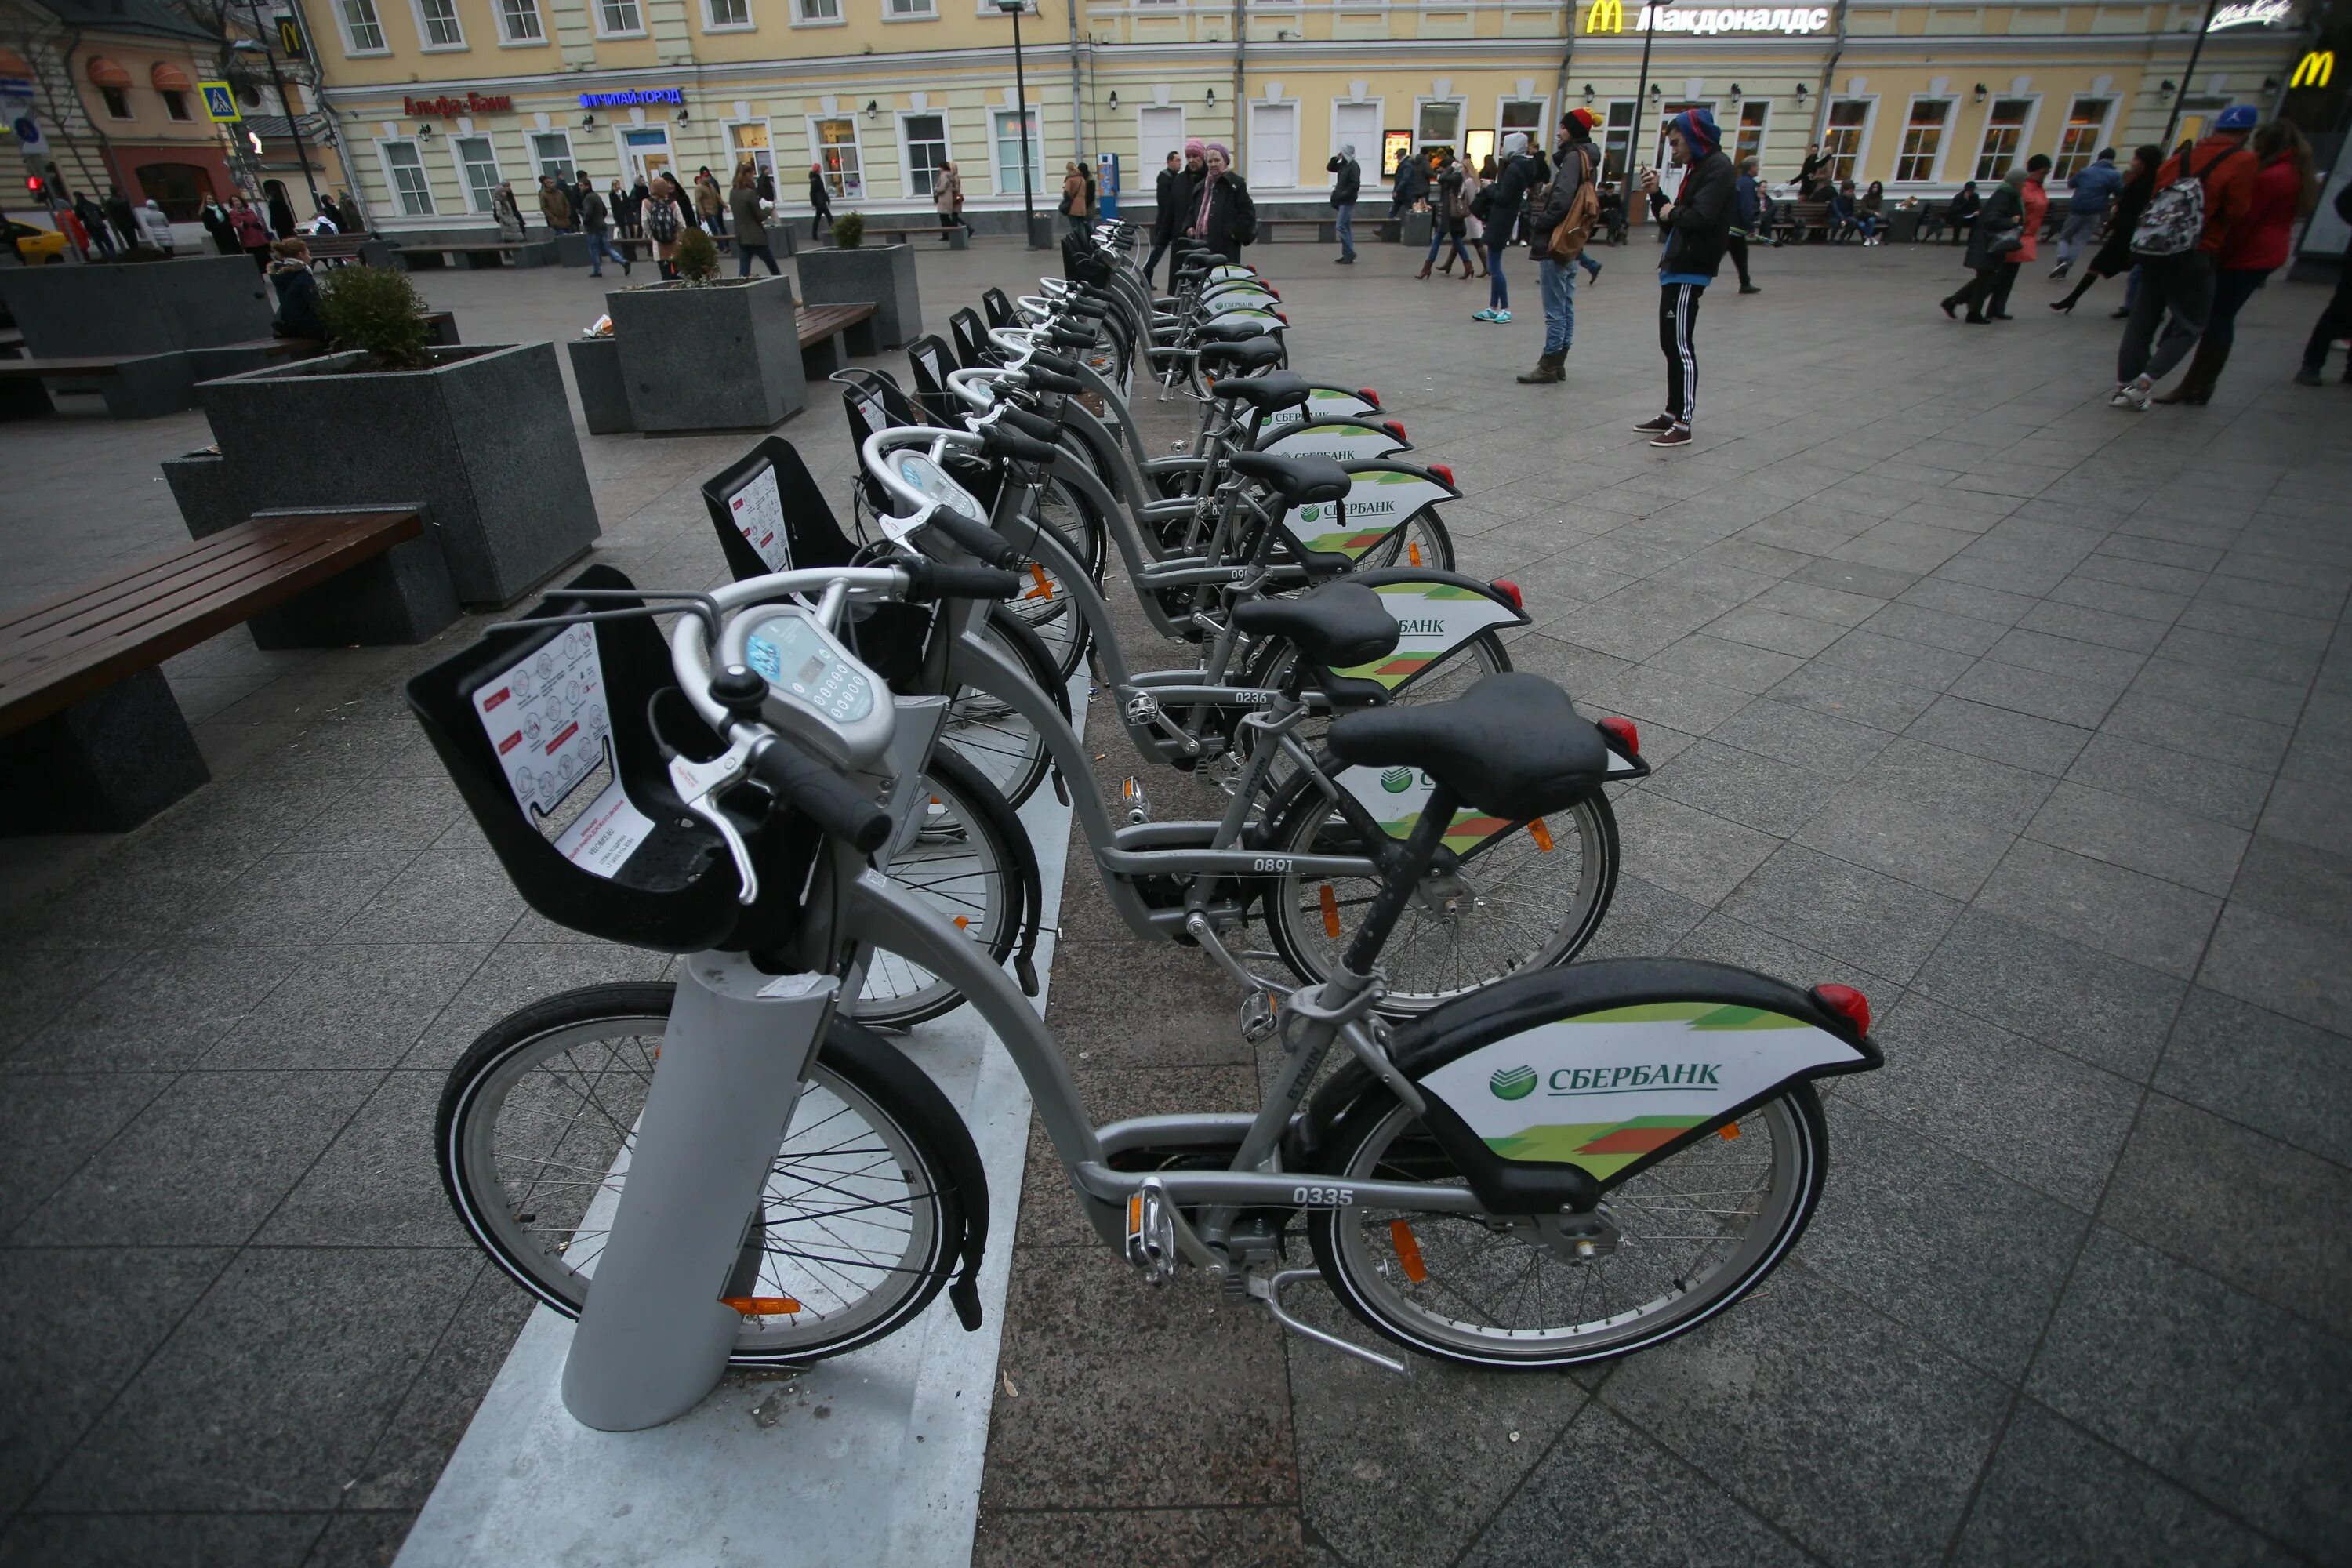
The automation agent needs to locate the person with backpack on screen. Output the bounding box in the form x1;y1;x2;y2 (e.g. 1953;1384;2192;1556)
1519;109;1601;383
643;174;687;278
1327;144;1361;263
1633;107;1734;448
2157;119;2316;405
2110;104;2259;412
1474;132;1539;324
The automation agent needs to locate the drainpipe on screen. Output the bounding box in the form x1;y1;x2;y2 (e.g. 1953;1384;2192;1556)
1066;0;1085;164
1232;0;1245;169
1812;0;1849;143
1552;9;1578;132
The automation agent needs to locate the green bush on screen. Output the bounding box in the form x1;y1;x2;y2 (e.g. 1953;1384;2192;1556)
318;263;433;370
832;211;865;249
674;227;721;283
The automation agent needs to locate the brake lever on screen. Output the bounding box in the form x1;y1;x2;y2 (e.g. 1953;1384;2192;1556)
668;733;763;905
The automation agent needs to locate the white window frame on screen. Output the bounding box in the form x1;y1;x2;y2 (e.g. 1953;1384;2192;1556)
808;114;866;201
1971;93;2041;184
791;0;843;22
723;118;774;186
593;0;646;38
450;131;503;213
528;129;575;181
335;0;390;55
1411;95;1468;153
496;0;546;45
2051;95;2118;187
1247;97;1301;192
408;0;467;50
1820;96;1877;185
1493;94;1549;151
1327;97;1378;179
702;0;753;28
882;0;938;19
1138;104;1187;169
1599;99;1638;184
1893;94;1954;185
978;0;1036;13
1731;99;1770;171
613;124;673;186
376;136;435;216
897;109;951;199
989;105;1044;198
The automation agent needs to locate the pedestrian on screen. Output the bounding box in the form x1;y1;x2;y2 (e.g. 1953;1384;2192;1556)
626;175;650;239
336;191;365;234
199;196;235;256
1389;146;1428;220
808;163;833;241
1062;160;1091;238
2052;147;2161;314
136;198;176;254
1634;107;1733;448
307;196;339;236
1185;143;1254;263
1145;150;1184;288
267;184;296;238
695;168;728;240
644;173;687;279
1728;154;1762;292
2110;104;2259;412
1327;143;1360;263
2292;176;2352;386
608;178;630;240
2049;147;2122;278
1944;180;1980;245
1796;142;1831;194
1474;132;1538;323
1418;151;1475;278
1857;180;1886;245
74;191;115;260
103;186;138;251
578;173;630;278
229;197;269;270
732;161;779;275
1940;166;2026;322
934;160;967;241
537;173;573;235
267;238;327;341
1519;107;1601;384
493;180;526;244
757;168;775;205
2156;119;2313;405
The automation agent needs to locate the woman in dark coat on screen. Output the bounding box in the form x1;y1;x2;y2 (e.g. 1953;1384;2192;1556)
1944;182;1980;245
1940;169;2024;324
1185;143;1255;263
808;164;834;240
2050;146;2161;314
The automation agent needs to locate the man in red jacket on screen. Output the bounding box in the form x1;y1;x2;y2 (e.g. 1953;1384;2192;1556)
2111;104;2259;411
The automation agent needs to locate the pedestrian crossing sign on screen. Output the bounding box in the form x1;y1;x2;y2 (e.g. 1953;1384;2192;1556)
199;82;240;122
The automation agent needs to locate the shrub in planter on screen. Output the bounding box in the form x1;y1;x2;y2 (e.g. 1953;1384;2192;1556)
318;263;434;368
831;211;865;249
673;227;722;282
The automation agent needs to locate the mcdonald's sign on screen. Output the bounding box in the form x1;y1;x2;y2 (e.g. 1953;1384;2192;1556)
1587;0;1626;31
2290;49;2333;89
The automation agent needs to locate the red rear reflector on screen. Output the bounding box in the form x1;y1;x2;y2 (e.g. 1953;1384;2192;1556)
1491;579;1523;611
1357;387;1381;407
1388;1220;1429;1282
1382;419;1407;442
1813;983;1871;1037
1429;463;1455;487
723;1295;802;1316
1598;716;1639;756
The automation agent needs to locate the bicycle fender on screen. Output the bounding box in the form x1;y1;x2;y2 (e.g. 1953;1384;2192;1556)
1323;571;1527;695
1254;418;1410;463
1257;386;1382;434
1289;960;1882;1210
923;746;1042;999
1279;460;1460;565
833;1016;994;1332
985;602;1073;724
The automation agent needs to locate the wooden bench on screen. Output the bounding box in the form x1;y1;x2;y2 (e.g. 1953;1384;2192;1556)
394;239;558;270
797;301;880;376
303;233;368;265
1770;201;1835;244
0;340;301;420
1254;216;1334;243
860;221;968;251
0;509;454;830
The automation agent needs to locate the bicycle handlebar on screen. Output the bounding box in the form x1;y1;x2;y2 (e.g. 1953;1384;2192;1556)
750;733;892;852
903;558;1025;603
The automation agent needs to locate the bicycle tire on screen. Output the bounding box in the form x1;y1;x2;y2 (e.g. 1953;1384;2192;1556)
1012;472;1103;684
1353;506;1455;574
942;608;1058;810
437;985;968;1365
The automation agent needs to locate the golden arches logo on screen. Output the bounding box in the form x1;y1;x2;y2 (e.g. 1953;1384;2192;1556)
1587;0;1626;31
2290;49;2333;89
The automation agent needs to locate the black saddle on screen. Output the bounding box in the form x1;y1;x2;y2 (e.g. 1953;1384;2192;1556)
1210;370;1308;413
1195;318;1279;343
1199;336;1285;374
1328;673;1610;822
1228;448;1349;506
1231;581;1399;672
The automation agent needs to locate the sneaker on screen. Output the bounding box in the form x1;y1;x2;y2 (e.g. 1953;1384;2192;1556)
2110;379;2151;412
1649;423;1693;448
1493;309;1512;323
1472;307;1501;322
1336;256;1356;264
2049;262;2070;280
1739;284;1762;295
2292;365;2325;387
1632;413;1677;434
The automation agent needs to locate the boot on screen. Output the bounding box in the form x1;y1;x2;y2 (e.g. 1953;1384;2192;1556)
1439;256;1454;274
1417;259;1433;279
2155;336;2230;405
1515;350;1566;384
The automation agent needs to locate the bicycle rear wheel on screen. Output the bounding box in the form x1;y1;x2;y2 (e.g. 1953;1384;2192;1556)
846;746;1020;1031
942;610;1055;809
438;985;967;1364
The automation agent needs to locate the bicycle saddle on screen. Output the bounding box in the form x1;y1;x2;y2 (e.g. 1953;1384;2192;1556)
1210;370;1310;413
1227;448;1350;506
1328;673;1610;822
1199;336;1285;374
1231;580;1399;670
1196;318;1279;343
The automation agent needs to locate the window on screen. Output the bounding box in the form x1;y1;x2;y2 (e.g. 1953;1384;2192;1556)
1895;99;1951;183
597;0;643;33
1498;98;1545;140
1249;100;1296;189
134;162;215;220
339;0;387;51
381;140;434;216
416;0;465;46
1140;103;1185;168
162;89;190;121
992;107;1043;197
902;113;949;197
453;134;501;212
1973;97;2033;182
1823;99;1870;183
706;0;750;22
885;0;935;14
1600;100;1636;183
1414;99;1462;153
531;132;574;181
100;85;132;119
730;122;774;183
2053;97;2113;183
499;0;544;40
811;116;863;199
796;0;839;20
1733;101;1769;169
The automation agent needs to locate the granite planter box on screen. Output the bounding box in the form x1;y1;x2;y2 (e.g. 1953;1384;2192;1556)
191;342;599;608
0;254;272;359
607;274;804;433
565;336;634;434
797;242;922;350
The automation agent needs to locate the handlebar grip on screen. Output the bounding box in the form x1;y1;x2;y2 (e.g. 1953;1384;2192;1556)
980;422;1061;466
1000;405;1062;444
1045;325;1097;350
751;737;891;854
923;504;1026;570
1021;365;1087;396
1060;296;1109;318
1026;350;1083;378
904;560;1025;602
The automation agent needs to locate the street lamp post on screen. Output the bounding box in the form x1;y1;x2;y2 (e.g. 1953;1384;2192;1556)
996;0;1046;248
234;6;321;216
1634;0;1664;227
2160;0;2224;151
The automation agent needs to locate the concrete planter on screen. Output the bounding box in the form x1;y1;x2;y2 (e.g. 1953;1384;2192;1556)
798;242;922;349
0;253;270;359
565;336;634;434
191;342;599;608
607;274;804;433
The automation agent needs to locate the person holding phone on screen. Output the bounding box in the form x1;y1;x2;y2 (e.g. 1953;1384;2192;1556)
1632;107;1734;449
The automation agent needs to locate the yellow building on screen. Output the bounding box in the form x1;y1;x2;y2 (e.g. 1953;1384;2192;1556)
306;0;2311;233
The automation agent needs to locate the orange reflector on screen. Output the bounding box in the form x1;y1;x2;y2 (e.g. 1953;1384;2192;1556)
955;914;971;929
1127;1194;1144;1234
1388;1220;1428;1282
1026;564;1054;601
723;1295;802;1316
1319;883;1341;938
1408;540;1425;567
1528;818;1554;852
1719;1122;1741;1141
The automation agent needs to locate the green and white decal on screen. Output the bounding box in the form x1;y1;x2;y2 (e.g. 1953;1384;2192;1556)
1282;469;1455;560
1327;580;1519;690
1420;1004;1869;1180
1258;387;1380;432
1261;419;1408;464
1335;760;1525;855
1205;265;1258;284
1206;307;1285;332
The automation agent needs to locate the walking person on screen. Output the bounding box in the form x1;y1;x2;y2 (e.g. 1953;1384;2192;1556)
1327;143;1360;263
2294;176;2352;387
2053;147;2161;314
1062;160;1092;238
1418;151;1475;278
135;198;176;254
2156;119;2314;405
1634;107;1734;448
574;170;597;237
608;177;631;241
74;191;115;260
1465;156;1493;275
1144;150;1185;290
2110;105;2259;412
1982;156;2050;316
578;175;629;278
229;196;269;270
493;180;527;244
199;197;235;256
644;173;688;279
2050;147;2122;278
808;163;834;241
537;173;573;236
1940;165;2026;322
1728;154;1762;292
1389;147;1428;220
103;187;138;252
1474;132;1538;323
935;160;969;241
695;168;728;239
1185;143;1255;263
626;175;651;240
731;162;779;275
1519;107;1601;384
267;185;297;239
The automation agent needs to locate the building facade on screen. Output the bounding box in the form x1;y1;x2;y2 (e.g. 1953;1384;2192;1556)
304;0;2313;233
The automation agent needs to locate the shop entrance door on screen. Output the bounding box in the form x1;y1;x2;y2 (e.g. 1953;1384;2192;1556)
622;127;673;187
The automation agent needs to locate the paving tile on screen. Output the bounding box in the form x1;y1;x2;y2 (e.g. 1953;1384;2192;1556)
1815;629;1976;691
1702;605;1849;659
2156;989;2352;1167
1948;659;2123;729
1787;558;1918;600
1666;912;1905;1005
303;1512;412;1567
1579;663;1755;735
1952;1401;2302;1568
336;849;529;945
1858;601;2005;655
2046;572;2190;626
2176;598;2339;653
1610;791;1784;907
1766;662;1940;735
260;1073;464;1249
1911;907;2187;1081
1976;840;2223;980
0;946;134;1059
1842;996;2140;1211
2152;624;2325;688
2230;835;2352;938
2072;551;2209;596
972;1508;1305;1568
1794;784;2017;900
2199;904;2352;1036
1706;698;1893;782
2257;777;2352;859
18;944;302;1074
2194;572;2344;623
399;943;670;1072
0;1073;174;1238
1641;633;1805;695
201;945;487;1070
1744;578;1887;628
2102;690;2295;770
1574;873;1711;963
0;1512;326;1568
1603;1265;2006;1566
1495;632;1633;699
1646;740;1834;837
1896;576;2038;628
2013;597;2172;652
1849;736;2056;820
2027;1228;2352;1562
1717;844;1961;982
1805;1099;2089;1380
344;1265;533;1512
186;851;414;944
2129;657;2310;729
2281;717;2352;786
2063;731;2275;832
2022;782;2250;897
1902;695;2091;777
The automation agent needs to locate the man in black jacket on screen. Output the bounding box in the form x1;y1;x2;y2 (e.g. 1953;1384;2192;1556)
1144;150;1182;289
1635;107;1733;448
1327;145;1361;263
1389;149;1428;220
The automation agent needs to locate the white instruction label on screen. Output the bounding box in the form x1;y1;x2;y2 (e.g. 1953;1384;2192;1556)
473;623;614;818
550;779;655;877
728;463;793;572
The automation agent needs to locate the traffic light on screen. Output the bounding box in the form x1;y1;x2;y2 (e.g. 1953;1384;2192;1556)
24;173;48;205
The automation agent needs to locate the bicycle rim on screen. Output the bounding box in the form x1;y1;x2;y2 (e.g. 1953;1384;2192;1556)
942;619;1051;808
847;760;1012;1030
1354;507;1454;573
1011;475;1098;683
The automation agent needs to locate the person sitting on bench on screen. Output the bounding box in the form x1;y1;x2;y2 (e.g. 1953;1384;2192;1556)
269;238;328;343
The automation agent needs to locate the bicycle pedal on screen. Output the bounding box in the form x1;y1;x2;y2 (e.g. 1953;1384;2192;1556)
1240;989;1279;1043
1120;775;1151;825
1123;1178;1178;1285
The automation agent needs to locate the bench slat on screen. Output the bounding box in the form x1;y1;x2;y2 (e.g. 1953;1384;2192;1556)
796;302;877;348
5;519;397;648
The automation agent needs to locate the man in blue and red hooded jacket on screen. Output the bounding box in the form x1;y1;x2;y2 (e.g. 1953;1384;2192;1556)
1633;106;1736;448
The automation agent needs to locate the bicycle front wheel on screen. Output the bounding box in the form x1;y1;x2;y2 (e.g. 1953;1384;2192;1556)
438;985;965;1364
846;746;1020;1032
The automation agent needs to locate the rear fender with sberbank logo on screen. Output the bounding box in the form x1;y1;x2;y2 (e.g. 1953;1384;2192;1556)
1256;387;1382;433
1278;459;1458;564
1255;418;1410;464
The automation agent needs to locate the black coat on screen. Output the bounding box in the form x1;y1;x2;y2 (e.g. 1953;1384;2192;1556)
1483;152;1538;249
1152;164;1181;241
1963;181;2023;270
2087;174;2153;278
1657;151;1736;278
1188;171;1255;256
808;171;833;214
1327;155;1360;207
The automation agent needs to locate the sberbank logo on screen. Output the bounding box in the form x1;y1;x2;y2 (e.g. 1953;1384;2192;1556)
1396;618;1443;634
1381;767;1414;793
1298;504;1322;522
1490;1065;1538;1100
